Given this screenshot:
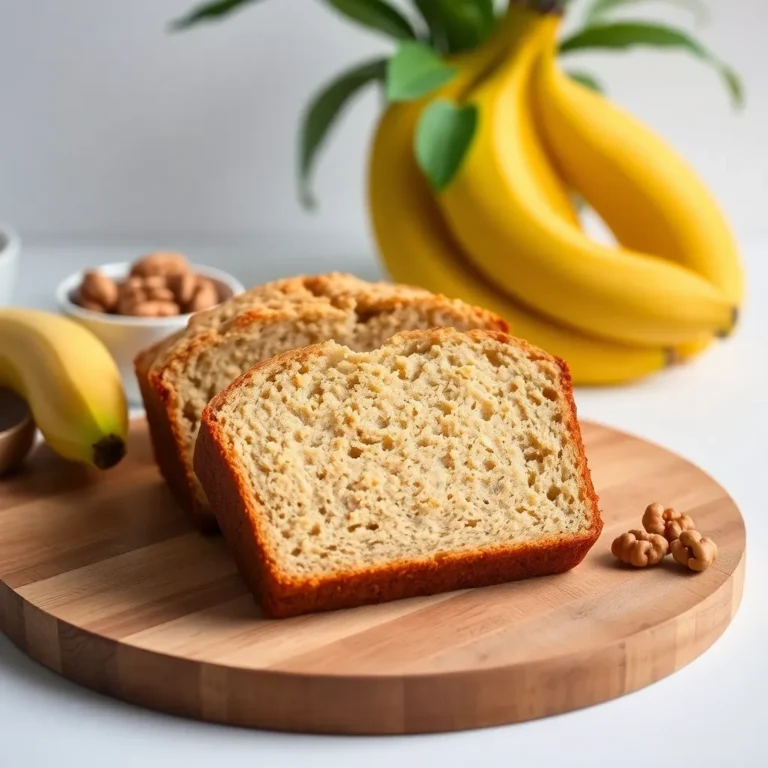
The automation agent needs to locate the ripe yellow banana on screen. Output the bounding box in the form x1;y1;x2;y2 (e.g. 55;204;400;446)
532;46;744;307
434;12;736;348
368;97;671;385
0;308;129;469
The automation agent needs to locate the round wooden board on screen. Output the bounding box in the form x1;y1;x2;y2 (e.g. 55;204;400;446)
0;419;745;735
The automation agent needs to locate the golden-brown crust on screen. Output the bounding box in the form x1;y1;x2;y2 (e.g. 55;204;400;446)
136;275;509;533
195;328;603;619
553;355;603;546
134;336;217;531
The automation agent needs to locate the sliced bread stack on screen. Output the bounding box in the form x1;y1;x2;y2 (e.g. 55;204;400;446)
134;273;508;531
194;327;603;618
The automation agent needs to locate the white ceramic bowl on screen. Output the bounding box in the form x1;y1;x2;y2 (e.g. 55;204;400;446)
56;262;246;406
0;224;21;307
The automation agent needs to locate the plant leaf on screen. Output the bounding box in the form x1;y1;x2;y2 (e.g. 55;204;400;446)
415;98;478;191
413;0;496;54
169;0;261;31
566;69;605;94
386;42;458;101
299;58;387;209
325;0;417;40
584;0;709;27
559;21;744;108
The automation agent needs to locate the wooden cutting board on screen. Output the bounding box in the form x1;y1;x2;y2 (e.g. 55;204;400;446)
0;419;745;735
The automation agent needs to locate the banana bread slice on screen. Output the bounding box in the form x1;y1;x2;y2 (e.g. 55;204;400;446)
135;274;507;531
194;327;603;618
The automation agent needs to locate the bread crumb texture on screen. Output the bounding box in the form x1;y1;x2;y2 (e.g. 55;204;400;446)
152;273;505;511
211;329;594;578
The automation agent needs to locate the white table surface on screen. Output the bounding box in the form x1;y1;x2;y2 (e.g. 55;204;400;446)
1;237;766;767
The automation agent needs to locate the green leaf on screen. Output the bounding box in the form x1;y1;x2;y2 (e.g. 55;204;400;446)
584;0;709;27
559;21;744;108
299;58;387;209
412;0;496;54
169;0;261;31
415;98;478;191
566;69;606;94
325;0;417;40
386;42;458;102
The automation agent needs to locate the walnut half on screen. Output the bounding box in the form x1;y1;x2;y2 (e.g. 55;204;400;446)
612;529;669;567
642;502;696;543
670;530;718;572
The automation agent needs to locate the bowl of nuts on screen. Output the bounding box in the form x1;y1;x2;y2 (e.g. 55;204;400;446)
56;252;246;405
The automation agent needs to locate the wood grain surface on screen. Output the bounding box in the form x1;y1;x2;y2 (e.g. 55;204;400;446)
0;419;746;734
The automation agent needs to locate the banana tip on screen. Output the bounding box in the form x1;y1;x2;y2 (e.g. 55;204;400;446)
93;435;126;470
716;307;740;340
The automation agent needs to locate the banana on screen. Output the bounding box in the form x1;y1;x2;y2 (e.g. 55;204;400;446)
0;308;129;469
532;46;744;306
433;11;737;348
368;96;672;385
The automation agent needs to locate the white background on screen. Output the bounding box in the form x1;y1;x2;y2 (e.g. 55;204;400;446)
1;0;767;247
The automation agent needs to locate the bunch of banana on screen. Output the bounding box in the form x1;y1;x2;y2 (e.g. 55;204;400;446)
368;3;744;385
0;308;129;469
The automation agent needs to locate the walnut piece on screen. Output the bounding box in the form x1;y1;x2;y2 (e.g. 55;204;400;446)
119;299;181;317
170;273;198;306
612;529;669;567
186;277;219;313
670;530;718;572
130;251;190;278
642;502;695;543
77;269;118;312
77;297;108;313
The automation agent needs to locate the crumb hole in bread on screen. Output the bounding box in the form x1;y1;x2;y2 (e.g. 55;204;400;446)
484;349;504;367
528;390;543;406
347;523;361;533
543;387;558;402
348;446;363;459
547;485;562;501
353;307;381;324
366;523;379;531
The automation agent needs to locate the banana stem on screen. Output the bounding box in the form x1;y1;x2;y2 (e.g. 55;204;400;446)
506;0;566;16
452;1;559;101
